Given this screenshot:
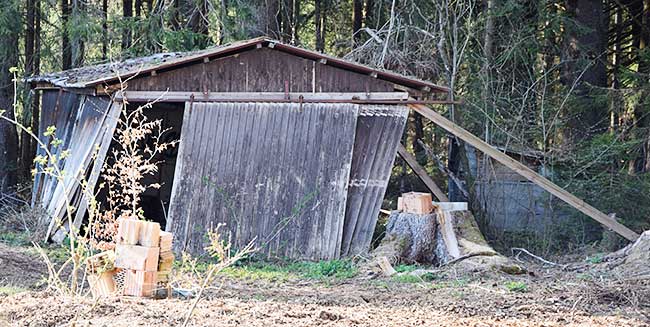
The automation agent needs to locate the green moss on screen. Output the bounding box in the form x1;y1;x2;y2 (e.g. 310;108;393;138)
505;281;528;293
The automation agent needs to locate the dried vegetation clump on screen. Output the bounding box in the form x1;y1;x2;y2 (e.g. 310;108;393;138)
90;103;178;248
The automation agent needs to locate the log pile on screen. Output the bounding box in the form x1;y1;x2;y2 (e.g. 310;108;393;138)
85;218;175;298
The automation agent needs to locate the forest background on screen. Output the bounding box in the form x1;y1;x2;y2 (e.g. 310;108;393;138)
0;0;649;254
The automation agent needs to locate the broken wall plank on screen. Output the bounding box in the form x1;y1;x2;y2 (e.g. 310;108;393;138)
396;144;449;202
410;104;639;242
341;105;408;257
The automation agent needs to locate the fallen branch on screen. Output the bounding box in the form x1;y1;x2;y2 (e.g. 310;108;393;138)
512;247;562;267
441;250;497;267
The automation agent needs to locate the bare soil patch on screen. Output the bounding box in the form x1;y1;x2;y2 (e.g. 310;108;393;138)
0;243;648;327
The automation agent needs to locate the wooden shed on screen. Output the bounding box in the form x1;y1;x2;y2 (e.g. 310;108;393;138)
28;37;450;260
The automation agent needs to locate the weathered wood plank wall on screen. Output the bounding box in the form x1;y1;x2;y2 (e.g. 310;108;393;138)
30;93;118;240
32;90;84;207
128;48;394;93
167;102;359;260
341;105;409;256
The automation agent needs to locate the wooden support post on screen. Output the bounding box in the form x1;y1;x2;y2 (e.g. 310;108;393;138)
409;104;640;242
396;144;449;202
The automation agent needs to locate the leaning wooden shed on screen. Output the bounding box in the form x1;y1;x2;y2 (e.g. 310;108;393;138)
28;37;450;260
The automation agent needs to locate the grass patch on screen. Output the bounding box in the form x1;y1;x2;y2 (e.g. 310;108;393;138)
505;281;528;293
0;231;31;246
0;286;28;295
391;272;438;283
394;264;419;273
221;259;358;282
586;253;604;264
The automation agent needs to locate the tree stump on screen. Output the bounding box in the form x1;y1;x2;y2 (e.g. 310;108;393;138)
369;206;525;274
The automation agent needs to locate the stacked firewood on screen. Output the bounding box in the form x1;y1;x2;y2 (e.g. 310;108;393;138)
85;218;174;298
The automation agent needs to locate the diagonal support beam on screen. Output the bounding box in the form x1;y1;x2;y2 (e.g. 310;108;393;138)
409;104;639;242
397;143;449;202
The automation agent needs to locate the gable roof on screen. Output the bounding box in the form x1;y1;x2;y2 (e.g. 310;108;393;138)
29;37;449;93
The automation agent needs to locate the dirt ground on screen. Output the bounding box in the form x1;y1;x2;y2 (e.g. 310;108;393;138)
0;242;648;327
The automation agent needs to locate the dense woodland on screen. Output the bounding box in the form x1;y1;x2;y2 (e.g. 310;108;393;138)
0;0;649;252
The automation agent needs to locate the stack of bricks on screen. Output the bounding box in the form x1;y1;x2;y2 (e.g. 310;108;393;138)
85;251;118;297
397;192;434;214
157;231;174;286
114;218;161;297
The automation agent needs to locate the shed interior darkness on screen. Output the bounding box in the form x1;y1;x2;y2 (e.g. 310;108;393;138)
94;102;184;230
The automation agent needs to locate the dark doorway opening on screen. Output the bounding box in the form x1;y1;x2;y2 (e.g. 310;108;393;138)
94;102;184;230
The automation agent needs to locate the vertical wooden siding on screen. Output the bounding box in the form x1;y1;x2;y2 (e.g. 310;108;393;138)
167;102;358;260
30;92;119;240
32;90;84;207
128;48;394;93
341;105;408;256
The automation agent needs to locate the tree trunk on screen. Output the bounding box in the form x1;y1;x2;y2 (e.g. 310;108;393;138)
0;0;20;192
634;0;650;172
412;115;426;166
292;0;300;43
373;208;521;274
102;0;108;60
122;0;133;51
187;0;210;48
71;0;84;67
364;0;375;29
281;0;294;42
352;0;363;45
266;0;280;38
31;0;41;160
561;0;608;142
315;0;323;51
61;0;71;70
21;0;36;180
